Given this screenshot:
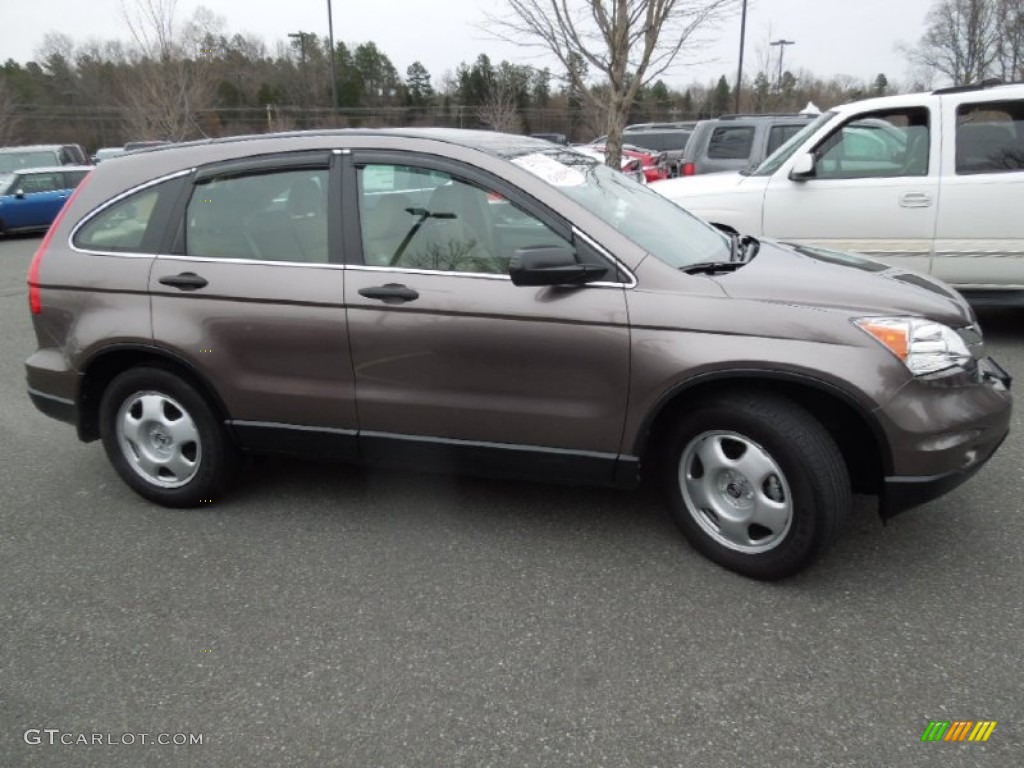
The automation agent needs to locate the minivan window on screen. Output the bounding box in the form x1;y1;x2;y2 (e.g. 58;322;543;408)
74;184;163;253
186;169;329;263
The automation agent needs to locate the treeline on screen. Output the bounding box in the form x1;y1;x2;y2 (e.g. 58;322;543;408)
0;10;905;151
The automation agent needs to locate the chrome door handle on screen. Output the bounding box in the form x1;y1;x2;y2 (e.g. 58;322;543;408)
899;192;933;208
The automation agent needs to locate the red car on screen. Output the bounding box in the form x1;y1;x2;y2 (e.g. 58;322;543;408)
586;143;670;182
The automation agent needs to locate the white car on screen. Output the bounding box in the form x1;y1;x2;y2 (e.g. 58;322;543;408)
652;82;1024;303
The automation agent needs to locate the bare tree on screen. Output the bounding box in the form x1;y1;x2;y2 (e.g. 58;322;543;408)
993;0;1024;81
478;79;523;133
0;79;20;145
487;0;737;167
906;0;1000;85
117;0;223;140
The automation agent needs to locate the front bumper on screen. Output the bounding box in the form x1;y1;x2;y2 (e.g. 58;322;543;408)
879;356;1012;519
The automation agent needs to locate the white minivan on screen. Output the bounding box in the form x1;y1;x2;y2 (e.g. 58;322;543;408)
653;82;1024;303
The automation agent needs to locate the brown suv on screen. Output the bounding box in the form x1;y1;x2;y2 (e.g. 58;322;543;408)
25;129;1012;579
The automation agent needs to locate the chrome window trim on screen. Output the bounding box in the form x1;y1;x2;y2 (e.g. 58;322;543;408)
347;264;511;281
573;227;638;288
68;168;193;254
155;253;346;270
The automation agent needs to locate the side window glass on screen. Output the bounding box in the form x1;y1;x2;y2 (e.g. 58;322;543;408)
21;173;62;194
357;163;568;274
63;171;89;188
185;168;329;263
707;126;755;159
74;185;162;252
956;100;1024;174
813;108;929;179
767;124;803;156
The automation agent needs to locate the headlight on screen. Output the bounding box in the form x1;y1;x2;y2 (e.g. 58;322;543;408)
854;317;971;376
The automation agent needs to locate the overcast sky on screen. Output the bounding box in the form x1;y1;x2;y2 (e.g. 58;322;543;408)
1;0;935;88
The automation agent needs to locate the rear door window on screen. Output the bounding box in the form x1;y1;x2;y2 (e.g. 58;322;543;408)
185;168;330;263
707;126;755;160
955;100;1024;174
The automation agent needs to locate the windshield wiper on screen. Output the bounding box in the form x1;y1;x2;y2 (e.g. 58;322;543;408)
679;260;745;275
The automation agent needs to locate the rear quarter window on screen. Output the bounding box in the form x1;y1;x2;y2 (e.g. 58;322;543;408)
73;181;171;253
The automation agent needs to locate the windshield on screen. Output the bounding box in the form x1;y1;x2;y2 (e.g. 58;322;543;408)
0;150;59;173
751;112;835;176
512;150;730;268
0;174;14;195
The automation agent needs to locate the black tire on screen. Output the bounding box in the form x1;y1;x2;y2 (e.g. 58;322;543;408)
99;367;236;507
664;393;850;580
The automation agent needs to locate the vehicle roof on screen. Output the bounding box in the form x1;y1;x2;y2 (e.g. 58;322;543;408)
0;144;67;153
144;128;555;160
832;81;1024;114
6;164;93;174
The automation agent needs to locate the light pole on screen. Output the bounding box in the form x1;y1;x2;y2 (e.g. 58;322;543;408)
326;0;339;116
769;39;796;90
734;0;748;113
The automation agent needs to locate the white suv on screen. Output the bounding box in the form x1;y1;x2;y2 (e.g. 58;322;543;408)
653;82;1024;303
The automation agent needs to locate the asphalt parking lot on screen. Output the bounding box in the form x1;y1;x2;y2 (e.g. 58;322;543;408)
1;233;1022;767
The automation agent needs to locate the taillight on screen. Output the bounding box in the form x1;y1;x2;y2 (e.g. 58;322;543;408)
683;162;696;176
28;173;90;314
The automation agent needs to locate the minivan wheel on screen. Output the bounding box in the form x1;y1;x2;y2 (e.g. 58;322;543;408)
99;367;235;507
664;394;850;580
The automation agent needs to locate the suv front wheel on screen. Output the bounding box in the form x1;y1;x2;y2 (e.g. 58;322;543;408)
99;367;236;507
665;394;850;579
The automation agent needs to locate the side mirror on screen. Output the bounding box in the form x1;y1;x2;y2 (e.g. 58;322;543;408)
14;189;25;199
509;246;608;287
788;153;815;180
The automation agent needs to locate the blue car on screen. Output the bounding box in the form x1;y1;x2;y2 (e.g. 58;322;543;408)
0;166;91;235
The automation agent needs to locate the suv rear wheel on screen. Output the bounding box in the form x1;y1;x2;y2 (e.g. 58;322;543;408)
665;394;850;579
99;367;236;507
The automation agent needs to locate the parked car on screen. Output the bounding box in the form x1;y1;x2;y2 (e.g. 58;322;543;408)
571;144;648;183
0;144;88;172
93;147;127;163
592;123;695;176
653;81;1024;304
678;113;817;176
25;129;1011;579
530;133;569;145
124;140;172;152
0;166;90;235
586;143;670;182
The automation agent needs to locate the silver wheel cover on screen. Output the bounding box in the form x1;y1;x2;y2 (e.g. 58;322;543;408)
116;391;201;489
678;430;793;554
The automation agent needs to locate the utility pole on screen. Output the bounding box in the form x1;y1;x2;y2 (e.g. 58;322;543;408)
769;39;796;90
326;0;339;117
288;32;308;110
734;0;748;113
